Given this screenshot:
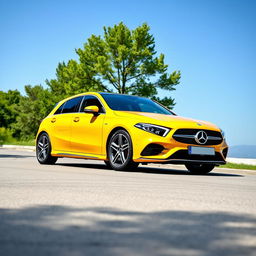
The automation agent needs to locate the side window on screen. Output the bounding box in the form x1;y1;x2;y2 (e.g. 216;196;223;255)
62;96;83;114
54;102;65;115
80;96;105;113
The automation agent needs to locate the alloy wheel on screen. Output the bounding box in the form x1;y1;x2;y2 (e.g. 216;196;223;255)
37;134;50;161
110;133;130;167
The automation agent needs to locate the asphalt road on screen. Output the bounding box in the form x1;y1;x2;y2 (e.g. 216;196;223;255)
0;148;255;256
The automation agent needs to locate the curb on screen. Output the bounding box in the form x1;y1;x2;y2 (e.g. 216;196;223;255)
0;145;35;151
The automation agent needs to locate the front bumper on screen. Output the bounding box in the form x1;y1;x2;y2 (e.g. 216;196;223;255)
132;128;228;165
138;153;227;165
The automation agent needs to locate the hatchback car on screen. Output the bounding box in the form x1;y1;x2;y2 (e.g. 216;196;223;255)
36;92;228;174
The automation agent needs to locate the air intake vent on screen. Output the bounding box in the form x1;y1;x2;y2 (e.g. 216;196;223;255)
141;144;165;156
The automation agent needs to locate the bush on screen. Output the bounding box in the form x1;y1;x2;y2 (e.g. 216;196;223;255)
0;127;14;145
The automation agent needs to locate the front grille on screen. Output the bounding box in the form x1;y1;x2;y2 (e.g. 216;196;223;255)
173;129;223;145
168;150;224;162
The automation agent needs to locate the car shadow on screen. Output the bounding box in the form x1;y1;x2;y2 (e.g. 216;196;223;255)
56;162;243;177
56;163;111;170
0;153;34;158
0;205;255;256
137;166;243;177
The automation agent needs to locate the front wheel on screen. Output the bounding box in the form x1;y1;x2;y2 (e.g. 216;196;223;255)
36;132;57;165
185;163;215;175
107;130;138;171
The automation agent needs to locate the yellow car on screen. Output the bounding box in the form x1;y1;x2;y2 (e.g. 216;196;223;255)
36;92;228;174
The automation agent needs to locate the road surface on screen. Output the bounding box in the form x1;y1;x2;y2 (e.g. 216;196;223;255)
0;148;255;256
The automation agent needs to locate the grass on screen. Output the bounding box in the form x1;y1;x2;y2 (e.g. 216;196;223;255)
5;141;35;146
0;127;35;146
2;139;35;146
220;162;256;171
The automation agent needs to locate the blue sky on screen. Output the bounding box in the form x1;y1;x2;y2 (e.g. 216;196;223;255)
0;0;255;146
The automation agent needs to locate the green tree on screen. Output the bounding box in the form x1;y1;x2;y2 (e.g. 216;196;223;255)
46;60;102;102
0;90;21;129
13;85;55;139
47;22;181;108
6;22;181;141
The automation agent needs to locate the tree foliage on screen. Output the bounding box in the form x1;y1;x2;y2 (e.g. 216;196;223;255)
46;60;101;102
0;87;54;140
0;90;21;129
13;85;55;139
1;22;181;141
47;22;180;108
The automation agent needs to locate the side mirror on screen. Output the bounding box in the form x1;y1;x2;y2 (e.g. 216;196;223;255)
84;105;99;114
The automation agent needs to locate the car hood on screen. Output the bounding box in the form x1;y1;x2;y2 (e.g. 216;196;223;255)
113;111;220;130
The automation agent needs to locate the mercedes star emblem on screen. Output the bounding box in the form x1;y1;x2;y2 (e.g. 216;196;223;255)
195;130;208;144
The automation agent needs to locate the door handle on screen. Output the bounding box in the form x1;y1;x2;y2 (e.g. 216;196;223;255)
51;118;56;123
73;117;80;122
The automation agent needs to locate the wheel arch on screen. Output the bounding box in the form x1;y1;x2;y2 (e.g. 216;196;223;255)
36;131;48;143
105;126;131;160
36;130;56;156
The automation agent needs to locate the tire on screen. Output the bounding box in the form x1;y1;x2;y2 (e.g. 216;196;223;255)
185;163;215;175
36;132;58;165
107;129;139;171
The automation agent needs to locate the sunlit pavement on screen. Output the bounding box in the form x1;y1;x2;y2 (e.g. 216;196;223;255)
0;149;255;256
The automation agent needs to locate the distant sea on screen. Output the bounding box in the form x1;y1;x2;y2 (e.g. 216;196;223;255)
228;145;256;159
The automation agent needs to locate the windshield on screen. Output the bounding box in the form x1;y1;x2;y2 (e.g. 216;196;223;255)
100;93;175;115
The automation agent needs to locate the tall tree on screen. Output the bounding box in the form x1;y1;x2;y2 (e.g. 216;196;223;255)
48;22;181;108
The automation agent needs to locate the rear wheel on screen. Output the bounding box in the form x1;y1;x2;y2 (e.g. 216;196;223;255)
107;129;138;171
36;132;57;165
185;163;215;175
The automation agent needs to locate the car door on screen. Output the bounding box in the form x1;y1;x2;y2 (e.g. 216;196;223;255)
70;95;105;155
49;96;83;152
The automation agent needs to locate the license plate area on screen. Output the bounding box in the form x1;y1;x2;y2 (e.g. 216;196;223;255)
188;146;215;155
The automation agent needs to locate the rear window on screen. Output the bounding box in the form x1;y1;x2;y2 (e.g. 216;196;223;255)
54;102;64;115
55;96;83;114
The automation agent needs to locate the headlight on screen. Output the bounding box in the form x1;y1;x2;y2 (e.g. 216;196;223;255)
134;123;171;137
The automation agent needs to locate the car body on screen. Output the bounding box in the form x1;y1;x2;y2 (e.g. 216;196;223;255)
36;92;228;174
